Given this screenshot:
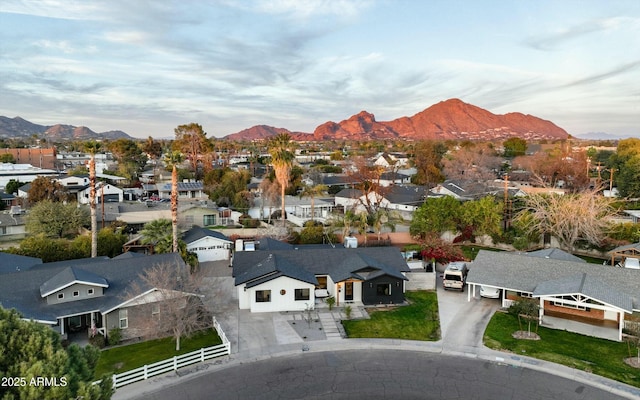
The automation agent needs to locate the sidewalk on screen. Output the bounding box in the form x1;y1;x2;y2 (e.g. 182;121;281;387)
113;279;640;400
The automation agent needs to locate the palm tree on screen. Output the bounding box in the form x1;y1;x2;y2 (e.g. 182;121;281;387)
299;183;328;223
164;151;184;253
84;140;101;258
140;219;173;253
370;208;400;240
268;133;295;227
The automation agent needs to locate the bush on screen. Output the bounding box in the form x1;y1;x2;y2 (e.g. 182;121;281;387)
108;328;122;346
89;334;106;348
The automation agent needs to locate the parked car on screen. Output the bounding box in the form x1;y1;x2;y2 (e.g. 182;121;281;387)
443;261;468;291
480;286;500;298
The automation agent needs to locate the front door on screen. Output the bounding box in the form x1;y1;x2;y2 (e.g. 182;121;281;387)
345;281;353;301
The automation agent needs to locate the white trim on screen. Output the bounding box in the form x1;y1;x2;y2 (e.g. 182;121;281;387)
102;288;157;315
56;309;102;320
41;280;109;298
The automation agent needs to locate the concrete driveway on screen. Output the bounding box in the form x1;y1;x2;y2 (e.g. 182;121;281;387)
435;272;501;353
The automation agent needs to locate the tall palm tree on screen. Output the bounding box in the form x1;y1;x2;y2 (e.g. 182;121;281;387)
268;133;295;227
299;183;328;223
84;140;101;258
164;151;184;253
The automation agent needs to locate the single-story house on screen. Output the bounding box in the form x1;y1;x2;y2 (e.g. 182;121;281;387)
157;182;207;200
430;180;497;201
334;185;428;215
78;181;124;204
248;195;334;226
233;241;410;313
0;211;27;243
0;253;196;342
466;250;640;341
182;226;233;262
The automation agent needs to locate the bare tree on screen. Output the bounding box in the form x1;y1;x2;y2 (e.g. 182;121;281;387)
259;178;280;223
515;188;617;252
347;156;387;214
84;140;101;258
124;262;209;351
442;143;501;181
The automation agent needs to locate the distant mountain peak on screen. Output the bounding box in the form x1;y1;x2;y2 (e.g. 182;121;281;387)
223;98;568;142
0;116;133;140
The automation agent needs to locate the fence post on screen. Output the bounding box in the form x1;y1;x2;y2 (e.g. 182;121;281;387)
173;356;178;371
112;374;117;388
144;364;148;380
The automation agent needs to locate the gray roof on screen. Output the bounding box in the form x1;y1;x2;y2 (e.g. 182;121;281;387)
0;253;187;323
233;246;410;287
384;185;429;205
533;273;633;312
182;226;231;244
525;248;586;263
40;267;109;297
0;252;42;274
467;250;640;312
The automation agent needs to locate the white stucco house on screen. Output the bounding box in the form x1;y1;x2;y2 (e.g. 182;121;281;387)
182;226;233;262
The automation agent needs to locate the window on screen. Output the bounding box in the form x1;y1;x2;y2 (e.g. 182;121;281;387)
57;293;64;300
0;226;6;235
119;309;128;329
87;288;94;295
255;290;271;303
203;214;216;226
316;276;327;289
295;289;310;301
377;283;391;296
152;304;160;317
73;291;79;297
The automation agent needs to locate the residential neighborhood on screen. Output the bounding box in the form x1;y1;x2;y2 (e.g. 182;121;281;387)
1;133;640;398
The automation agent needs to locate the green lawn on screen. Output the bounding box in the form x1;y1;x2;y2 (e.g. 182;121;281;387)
484;312;640;388
94;329;222;377
342;291;440;341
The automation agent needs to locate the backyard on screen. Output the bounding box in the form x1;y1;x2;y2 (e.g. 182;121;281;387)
94;328;222;377
484;311;640;388
342;291;439;341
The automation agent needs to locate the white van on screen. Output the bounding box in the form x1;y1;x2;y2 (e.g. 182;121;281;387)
443;261;468;291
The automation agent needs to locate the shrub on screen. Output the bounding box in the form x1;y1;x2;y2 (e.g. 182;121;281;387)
108;328;122;346
89;334;106;348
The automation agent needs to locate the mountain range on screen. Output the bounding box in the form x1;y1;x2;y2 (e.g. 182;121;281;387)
224;99;569;141
1;98;570;142
0;116;132;141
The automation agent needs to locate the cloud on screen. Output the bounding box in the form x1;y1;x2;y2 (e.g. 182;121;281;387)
223;0;372;20
563;60;640;87
525;16;640;51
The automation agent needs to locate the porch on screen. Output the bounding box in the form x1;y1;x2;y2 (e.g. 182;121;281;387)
541;314;620;342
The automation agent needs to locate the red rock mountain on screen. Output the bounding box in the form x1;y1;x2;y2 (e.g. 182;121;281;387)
226;98;569;141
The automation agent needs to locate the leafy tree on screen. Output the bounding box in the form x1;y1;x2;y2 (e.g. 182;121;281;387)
142;136;163;162
459;196;503;241
369;208;400;240
508;298;540;337
0;306;113;399
173;123;211;178
107;138;148;179
410;196;462;239
298;221;327;244
268;133;295;226
0;153;16;163
503;137;527;158
4;179;24;195
611;140;640;198
417;233;464;265
515;189;617;252
68;228;129;259
412;140;446;186
515;143;590;192
7;234;69;263
25;200;89;238
27;176;68;203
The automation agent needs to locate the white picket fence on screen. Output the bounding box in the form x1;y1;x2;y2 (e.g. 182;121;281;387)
110;316;230;389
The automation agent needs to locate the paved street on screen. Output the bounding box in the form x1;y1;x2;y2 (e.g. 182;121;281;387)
136;350;626;400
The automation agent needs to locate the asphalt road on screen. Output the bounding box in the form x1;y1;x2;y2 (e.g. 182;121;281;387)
139;350;625;400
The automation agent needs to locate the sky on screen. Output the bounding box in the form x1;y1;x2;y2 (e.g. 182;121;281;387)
1;0;639;139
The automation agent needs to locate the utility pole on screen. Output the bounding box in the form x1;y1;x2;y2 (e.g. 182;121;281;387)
609;168;616;193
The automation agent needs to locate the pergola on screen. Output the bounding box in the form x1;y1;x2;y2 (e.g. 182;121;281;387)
607;242;640;266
